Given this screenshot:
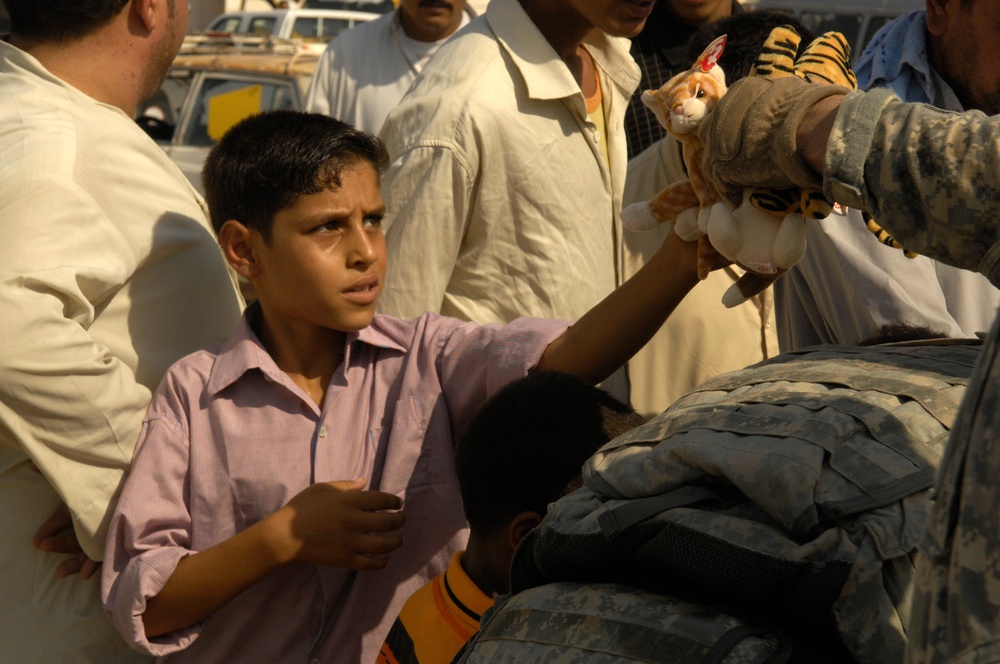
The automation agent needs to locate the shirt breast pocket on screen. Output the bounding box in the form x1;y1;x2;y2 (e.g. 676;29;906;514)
371;395;444;496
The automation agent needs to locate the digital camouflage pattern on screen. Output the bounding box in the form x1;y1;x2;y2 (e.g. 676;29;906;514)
825;89;1000;286
511;344;981;663
456;582;790;664
906;317;1000;664
823;88;1000;662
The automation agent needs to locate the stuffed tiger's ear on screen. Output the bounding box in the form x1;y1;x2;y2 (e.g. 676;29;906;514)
749;25;801;79
691;34;728;86
794;31;857;89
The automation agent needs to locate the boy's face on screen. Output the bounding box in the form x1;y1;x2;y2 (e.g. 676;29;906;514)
251;161;387;336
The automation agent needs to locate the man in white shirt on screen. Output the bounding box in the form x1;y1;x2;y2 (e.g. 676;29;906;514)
305;0;475;134
378;0;654;402
0;0;243;660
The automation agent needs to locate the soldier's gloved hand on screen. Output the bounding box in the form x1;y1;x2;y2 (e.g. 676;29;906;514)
698;75;850;209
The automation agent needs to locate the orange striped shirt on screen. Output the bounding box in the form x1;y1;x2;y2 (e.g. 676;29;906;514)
377;551;494;664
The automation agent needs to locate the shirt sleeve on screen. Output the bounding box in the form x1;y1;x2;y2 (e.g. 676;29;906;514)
0;179;151;560
101;378;201;656
825;89;1000;286
304;45;336;116
432;316;571;436
378;143;475;319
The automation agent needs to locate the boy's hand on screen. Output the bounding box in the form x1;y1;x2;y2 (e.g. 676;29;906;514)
271;478;405;571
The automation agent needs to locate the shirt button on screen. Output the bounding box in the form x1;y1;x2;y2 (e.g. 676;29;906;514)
318;425;328;438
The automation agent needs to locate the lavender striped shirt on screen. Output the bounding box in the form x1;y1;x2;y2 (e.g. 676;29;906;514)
102;310;568;663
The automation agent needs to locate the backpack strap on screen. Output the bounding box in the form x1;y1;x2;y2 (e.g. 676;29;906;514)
597;484;744;538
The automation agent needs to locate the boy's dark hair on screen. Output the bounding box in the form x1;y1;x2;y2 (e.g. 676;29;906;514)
4;0;133;41
857;323;949;346
202;110;390;242
455;371;646;537
685;10;818;83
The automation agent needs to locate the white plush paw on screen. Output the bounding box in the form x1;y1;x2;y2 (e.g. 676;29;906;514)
621;202;659;232
673;207;704;241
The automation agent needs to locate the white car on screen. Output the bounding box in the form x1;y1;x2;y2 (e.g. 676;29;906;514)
136;35;321;193
204;8;379;54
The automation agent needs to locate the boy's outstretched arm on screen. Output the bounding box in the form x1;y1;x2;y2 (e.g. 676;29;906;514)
537;232;717;385
141;479;404;639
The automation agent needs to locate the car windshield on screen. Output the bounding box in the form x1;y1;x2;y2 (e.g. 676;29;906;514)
247;17;278;36
207;16;242;33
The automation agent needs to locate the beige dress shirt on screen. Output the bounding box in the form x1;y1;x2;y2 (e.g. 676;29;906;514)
378;0;639;330
623;136;778;417
305;8;473;135
0;40;242;662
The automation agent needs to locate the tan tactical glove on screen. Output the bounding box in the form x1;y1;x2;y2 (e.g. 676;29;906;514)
698;74;850;209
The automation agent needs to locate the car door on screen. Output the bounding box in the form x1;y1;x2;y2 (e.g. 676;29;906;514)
165;70;304;193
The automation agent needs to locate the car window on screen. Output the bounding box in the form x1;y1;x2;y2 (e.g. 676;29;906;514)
208;16;242;33
291;17;320;40
185;76;298;147
304;0;393;12
247;17;277;36
320;17;353;38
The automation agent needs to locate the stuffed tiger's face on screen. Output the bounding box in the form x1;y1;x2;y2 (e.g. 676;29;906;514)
641;65;727;138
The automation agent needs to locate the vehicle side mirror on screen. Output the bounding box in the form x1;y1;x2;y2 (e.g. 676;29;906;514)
136;115;175;142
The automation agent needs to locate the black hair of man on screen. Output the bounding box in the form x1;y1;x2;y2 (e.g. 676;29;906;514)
3;0;135;41
685;9;818;83
202;110;389;243
455;371;646;538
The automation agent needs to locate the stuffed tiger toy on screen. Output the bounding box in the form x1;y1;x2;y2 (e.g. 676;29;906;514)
748;26;916;257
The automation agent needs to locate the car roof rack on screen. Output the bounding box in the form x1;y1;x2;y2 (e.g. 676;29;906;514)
179;32;307;56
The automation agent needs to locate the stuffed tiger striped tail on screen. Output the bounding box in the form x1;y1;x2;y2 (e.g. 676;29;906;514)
863;211;918;258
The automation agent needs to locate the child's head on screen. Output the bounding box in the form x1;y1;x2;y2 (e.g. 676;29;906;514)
202;110;389;243
204;111;391;337
455;371;645;594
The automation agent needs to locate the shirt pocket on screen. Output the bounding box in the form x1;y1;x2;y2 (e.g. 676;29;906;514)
373;395;446;497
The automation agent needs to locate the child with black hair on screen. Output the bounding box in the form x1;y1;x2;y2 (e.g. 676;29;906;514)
101;110;718;663
379;371;645;664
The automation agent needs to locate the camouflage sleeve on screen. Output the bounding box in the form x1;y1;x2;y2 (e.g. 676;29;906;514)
825;89;1000;287
906;315;1000;664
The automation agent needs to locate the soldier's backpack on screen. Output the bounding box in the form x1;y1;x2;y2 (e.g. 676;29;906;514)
465;343;981;663
455;580;794;664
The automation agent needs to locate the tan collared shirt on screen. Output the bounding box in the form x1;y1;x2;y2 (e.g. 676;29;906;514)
378;0;639;330
0;40;243;557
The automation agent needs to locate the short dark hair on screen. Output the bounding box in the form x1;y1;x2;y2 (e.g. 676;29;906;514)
3;0;130;41
455;372;646;537
685;10;818;83
202;111;390;242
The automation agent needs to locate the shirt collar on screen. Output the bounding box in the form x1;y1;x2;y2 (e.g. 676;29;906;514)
447;551;496;615
486;0;639;103
855;10;939;105
206;306;409;396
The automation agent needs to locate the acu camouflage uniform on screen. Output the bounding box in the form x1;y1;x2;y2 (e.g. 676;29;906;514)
824;88;1000;663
